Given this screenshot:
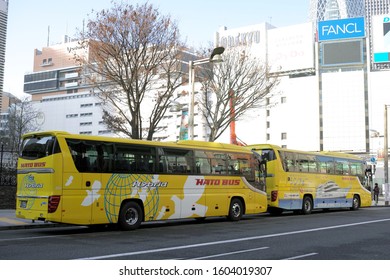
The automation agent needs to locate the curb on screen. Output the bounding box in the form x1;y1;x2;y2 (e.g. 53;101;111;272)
0;222;68;231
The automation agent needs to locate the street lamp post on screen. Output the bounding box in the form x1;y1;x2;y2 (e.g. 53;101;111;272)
188;47;225;140
385;105;389;206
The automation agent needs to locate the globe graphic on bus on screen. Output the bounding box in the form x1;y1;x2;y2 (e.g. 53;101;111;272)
20;175;39;209
103;173;160;223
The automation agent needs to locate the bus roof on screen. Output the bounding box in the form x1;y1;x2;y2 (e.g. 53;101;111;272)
23;131;252;153
246;144;363;161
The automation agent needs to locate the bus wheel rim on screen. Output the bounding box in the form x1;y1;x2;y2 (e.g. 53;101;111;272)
232;202;241;217
125;208;139;225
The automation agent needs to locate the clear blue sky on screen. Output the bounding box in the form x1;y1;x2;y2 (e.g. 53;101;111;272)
3;0;310;98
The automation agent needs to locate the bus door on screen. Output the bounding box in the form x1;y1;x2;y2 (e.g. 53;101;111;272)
253;151;267;191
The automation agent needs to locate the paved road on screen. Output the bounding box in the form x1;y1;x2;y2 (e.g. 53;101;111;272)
2;196;387;230
1;206;390;260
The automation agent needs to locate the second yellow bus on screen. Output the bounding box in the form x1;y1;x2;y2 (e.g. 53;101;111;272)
247;144;371;215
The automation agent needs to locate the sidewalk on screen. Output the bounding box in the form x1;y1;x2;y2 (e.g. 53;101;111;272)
0;197;388;230
0;209;63;230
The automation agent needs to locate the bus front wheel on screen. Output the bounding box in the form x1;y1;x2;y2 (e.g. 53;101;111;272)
118;201;143;230
228;198;244;221
301;196;313;215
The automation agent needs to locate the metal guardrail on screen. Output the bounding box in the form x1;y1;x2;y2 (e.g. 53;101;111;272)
0;146;17;187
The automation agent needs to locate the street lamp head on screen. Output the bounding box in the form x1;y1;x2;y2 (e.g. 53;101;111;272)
210;46;225;63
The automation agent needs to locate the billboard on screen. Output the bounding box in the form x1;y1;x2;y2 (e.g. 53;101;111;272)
318;17;365;41
267;22;315;73
372;15;390;63
321;40;363;66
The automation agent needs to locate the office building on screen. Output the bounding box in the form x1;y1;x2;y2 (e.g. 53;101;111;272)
213;0;390;157
25;38;198;138
0;0;8;113
309;0;365;23
23;38;110;136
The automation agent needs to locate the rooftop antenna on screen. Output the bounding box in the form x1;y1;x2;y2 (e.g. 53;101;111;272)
47;25;50;47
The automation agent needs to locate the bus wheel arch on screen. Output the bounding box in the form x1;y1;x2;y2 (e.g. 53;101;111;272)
228;197;245;221
350;194;360;211
118;199;144;230
301;195;313;215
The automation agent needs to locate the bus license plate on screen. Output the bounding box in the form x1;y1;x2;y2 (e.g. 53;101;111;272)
20;200;27;209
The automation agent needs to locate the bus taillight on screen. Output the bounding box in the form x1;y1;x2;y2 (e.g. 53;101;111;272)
271;191;278;202
48;196;61;213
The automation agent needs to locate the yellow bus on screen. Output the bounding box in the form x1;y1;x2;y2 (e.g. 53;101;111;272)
247;144;371;215
16;131;267;230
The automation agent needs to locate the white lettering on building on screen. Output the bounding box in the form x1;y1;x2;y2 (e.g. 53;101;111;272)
220;30;261;48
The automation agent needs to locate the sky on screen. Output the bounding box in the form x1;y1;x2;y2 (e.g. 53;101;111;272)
3;0;310;98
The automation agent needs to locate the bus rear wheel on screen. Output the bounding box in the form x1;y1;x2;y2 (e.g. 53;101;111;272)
301;196;313;215
118;201;143;230
228;198;243;221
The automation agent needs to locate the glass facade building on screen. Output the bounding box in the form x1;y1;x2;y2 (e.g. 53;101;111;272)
0;0;8;113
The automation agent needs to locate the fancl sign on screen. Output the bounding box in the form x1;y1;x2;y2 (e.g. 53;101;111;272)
318;17;365;41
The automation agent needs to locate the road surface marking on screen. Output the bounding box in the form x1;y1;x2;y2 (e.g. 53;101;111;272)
283;252;318;260
76;217;390;260
191;246;269;260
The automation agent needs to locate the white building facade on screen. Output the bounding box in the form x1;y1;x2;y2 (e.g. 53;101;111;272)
213;14;390;158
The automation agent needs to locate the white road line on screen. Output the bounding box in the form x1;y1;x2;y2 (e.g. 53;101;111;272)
76;218;390;260
283;252;318;260
191;246;269;260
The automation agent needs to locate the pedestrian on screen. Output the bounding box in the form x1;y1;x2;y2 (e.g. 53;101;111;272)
373;183;380;206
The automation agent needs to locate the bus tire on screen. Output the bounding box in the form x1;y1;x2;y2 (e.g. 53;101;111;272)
228;198;244;221
118;201;143;230
301;196;313;215
350;195;360;211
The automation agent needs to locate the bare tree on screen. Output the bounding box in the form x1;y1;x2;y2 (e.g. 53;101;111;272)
1;98;42;152
76;2;185;140
198;48;279;142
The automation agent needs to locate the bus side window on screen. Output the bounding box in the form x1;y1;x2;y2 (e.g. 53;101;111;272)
160;148;194;174
75;143;90;172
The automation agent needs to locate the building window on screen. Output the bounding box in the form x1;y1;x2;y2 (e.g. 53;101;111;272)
80;113;93;117
98;130;111;135
281;132;287;140
281;96;287;104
